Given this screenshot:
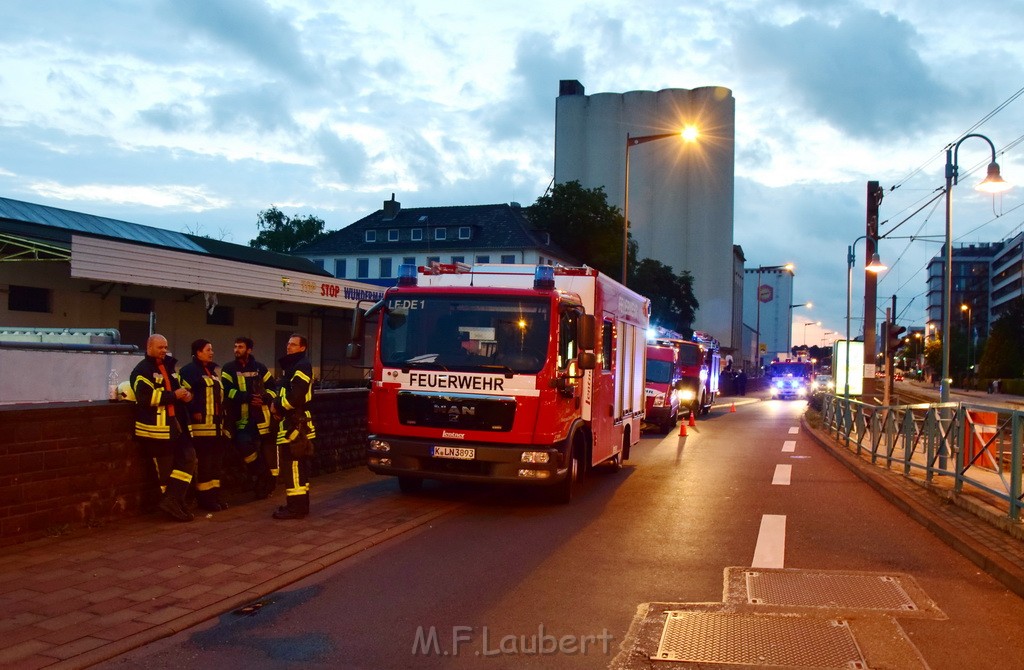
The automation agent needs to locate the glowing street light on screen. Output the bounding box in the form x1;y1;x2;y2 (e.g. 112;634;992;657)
621;126;699;285
940;133;1011;403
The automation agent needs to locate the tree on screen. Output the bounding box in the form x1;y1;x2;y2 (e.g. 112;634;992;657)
249;206;327;253
630;259;699;335
978;296;1024;379
527;180;699;332
527;180;634;278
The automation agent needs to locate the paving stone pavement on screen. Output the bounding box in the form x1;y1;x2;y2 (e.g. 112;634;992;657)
0;467;462;669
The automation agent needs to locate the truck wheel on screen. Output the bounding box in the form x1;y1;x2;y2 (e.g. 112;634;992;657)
552;443;580;504
662;410;677;434
397;476;422;494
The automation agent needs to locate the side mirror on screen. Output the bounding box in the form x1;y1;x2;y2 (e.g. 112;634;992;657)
345;342;363;361
578;314;595;351
577;351;596;370
350;309;365;342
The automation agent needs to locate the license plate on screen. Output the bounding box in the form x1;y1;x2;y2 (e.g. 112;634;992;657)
432;446;475;460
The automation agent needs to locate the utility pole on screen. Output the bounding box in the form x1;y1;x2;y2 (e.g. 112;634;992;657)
864;181;883;398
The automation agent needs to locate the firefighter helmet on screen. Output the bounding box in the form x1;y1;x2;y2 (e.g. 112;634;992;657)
116;380;136;402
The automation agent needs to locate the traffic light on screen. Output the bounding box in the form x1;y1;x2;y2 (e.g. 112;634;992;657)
886;321;906;351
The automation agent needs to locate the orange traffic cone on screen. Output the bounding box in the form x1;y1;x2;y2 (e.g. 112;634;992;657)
678;422;687;437
688;413;696;427
730;402;736;413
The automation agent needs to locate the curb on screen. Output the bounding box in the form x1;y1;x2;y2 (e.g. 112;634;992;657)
802;417;1024;600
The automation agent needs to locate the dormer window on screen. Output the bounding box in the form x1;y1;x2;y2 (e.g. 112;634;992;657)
388;229;399;242
411;228;423;241
365;230;376;243
458;226;471;240
434;228;446;241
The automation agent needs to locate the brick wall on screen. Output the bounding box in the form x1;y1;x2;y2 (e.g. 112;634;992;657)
0;389;368;547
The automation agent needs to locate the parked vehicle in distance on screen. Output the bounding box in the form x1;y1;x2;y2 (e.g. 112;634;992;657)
648;331;721;419
813;374;833;392
644;344;682;433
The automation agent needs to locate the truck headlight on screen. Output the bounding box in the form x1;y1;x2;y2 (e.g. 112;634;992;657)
678;389;696;402
521;451;550;464
369;439;391;452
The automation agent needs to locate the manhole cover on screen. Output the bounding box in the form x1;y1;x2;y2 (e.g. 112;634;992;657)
745;571;917;611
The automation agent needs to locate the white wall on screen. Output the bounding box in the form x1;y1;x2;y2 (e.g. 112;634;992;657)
0;349;142;404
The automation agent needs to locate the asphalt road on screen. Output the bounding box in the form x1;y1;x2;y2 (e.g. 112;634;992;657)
101;398;1024;669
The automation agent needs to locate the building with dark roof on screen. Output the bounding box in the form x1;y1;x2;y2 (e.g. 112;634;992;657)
295;195;577;285
0;196;382;400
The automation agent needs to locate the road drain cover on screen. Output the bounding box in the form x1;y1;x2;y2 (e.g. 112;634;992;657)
745;570;918;611
654;611;866;668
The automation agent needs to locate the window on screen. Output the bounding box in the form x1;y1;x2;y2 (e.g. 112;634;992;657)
451;256;465;264
458;226;471;240
334;258;346;278
357;258;370;278
379;258;393;278
365;230;377;243
402;256;416;266
557;307;582;371
411;229;423;241
312;258;325;269
426;256;440;264
434;228;446;241
8;285;51;313
207;305;234;326
120;296;153;314
501;254;516;264
476;255;490;264
388;229;399;242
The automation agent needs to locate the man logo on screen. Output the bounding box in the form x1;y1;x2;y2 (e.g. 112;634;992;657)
433;403;475;421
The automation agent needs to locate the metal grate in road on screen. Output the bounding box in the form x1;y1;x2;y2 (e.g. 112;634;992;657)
653;611;867;668
745;570;918;611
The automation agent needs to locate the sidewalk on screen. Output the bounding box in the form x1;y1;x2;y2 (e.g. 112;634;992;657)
0;468;463;669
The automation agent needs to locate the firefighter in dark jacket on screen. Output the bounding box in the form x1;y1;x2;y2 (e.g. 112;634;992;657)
271;333;316;520
130;334;197;522
221;336;278;500
179;339;228;512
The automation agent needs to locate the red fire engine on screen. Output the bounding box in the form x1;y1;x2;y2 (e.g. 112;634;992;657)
649;331;720;418
347;263;650;503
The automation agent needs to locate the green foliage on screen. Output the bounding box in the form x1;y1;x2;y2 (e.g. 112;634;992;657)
630;259;699;334
527;180;635;278
527;180;698;332
249;205;326;253
924;338;942;375
978;296;1024;379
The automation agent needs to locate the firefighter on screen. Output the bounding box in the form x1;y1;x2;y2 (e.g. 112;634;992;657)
179;339;228;512
129;334;197;522
221;336;278;500
270;333;316;520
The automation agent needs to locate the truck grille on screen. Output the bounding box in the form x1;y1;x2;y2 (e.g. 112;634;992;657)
397;392;516;431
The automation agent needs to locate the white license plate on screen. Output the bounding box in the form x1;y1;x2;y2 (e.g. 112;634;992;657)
432;446;475;460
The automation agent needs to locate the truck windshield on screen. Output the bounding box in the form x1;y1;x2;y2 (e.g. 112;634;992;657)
380;294;551;373
769;363;811;378
645;359;674;384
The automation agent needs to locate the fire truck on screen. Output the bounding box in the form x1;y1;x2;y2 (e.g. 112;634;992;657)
347;263;650;503
648;331;720;418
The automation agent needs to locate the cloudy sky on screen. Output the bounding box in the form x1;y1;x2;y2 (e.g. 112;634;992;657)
1;0;1021;345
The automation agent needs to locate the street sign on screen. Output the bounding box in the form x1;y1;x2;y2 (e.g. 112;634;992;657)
759;343;767;354
758;284;774;303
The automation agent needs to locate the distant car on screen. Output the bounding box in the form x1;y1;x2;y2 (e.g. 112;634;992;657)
813;374;834;392
894;372;904;382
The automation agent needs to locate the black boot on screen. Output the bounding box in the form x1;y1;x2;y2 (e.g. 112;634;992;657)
158;495;194;522
272;496;308;520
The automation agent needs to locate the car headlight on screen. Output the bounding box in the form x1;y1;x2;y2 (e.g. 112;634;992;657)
678;389;696;402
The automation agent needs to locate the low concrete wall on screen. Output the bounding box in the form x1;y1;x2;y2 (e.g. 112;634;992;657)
0;388;368;547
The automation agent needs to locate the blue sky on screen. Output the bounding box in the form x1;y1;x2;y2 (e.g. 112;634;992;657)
1;0;1021;344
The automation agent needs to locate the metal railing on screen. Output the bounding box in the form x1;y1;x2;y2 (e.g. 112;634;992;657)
821;395;1024;521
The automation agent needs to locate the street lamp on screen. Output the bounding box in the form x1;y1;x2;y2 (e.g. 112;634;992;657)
753;263;794;375
787;302;812;351
940;133;1011;403
803;321;821;346
961;304;973;371
845;238;887;399
621;126;699;285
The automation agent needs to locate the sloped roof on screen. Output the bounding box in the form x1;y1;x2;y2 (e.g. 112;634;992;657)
0;196;330;276
295;201;577;262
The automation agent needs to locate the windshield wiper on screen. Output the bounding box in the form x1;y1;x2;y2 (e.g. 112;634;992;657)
478;364;516;378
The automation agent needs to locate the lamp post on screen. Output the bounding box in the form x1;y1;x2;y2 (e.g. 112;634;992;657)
622;126;699;285
803;321;821;347
788;302;812;351
845;238;886;399
941;134;1011;403
753;263;794;375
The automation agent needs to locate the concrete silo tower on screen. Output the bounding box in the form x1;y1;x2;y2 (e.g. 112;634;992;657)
554;80;736;350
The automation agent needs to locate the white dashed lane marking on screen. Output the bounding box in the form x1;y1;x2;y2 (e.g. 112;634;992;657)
788;427;799;434
752;514;786;568
772;464;792;485
782;440;796;452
